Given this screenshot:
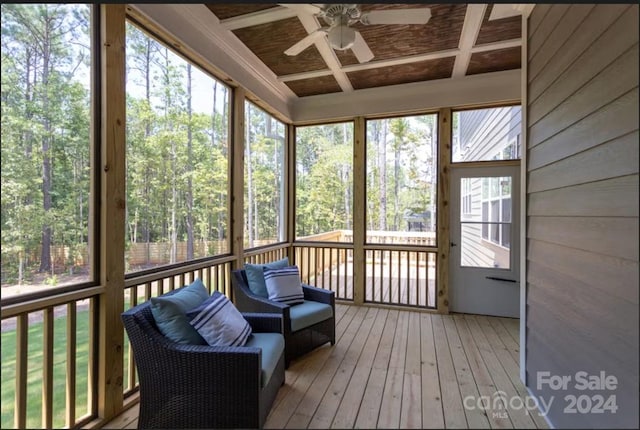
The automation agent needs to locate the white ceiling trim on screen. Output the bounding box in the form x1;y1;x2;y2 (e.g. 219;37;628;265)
296;13;354;92
131;4;297;118
293;68;521;123
452;4;488;78
219;6;295;30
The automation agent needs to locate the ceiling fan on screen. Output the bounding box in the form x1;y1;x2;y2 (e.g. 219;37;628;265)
281;4;432;63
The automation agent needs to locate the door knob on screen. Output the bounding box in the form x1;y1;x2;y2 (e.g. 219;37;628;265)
450;242;457;247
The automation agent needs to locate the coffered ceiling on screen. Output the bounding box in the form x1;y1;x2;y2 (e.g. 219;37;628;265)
205;3;524;97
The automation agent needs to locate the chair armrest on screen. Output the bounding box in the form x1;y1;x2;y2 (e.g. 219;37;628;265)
243;313;283;334
240;292;289;313
302;284;335;305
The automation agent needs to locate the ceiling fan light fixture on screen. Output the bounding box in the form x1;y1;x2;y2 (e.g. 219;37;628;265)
327;25;356;50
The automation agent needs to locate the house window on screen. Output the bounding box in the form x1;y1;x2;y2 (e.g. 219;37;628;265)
365;114;438;244
125;21;231;272
244;102;286;248
1;4;94;294
295;122;353;241
481;177;511;248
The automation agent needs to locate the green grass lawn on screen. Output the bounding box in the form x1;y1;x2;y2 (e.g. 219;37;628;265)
1;308;134;429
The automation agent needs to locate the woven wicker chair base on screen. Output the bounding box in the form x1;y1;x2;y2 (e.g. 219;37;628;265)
122;290;285;429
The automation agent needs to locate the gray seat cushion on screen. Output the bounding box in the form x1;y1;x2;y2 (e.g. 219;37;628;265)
289;300;333;332
244;332;285;387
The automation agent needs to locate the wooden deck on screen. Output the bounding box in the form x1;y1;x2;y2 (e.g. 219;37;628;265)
104;304;548;429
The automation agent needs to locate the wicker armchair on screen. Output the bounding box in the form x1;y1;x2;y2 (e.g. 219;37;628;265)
122;294;285;429
232;269;335;368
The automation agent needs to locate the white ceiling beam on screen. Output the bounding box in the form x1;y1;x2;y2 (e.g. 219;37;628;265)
452;4;487;78
471;38;522;53
131;4;296;119
278;48;460;82
219;6;297;30
489;4;536;21
296;13;354;92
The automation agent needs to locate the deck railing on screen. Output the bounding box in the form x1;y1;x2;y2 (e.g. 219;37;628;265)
293;243;354;301
1;286;102;429
293;230;437;307
1;232;438;429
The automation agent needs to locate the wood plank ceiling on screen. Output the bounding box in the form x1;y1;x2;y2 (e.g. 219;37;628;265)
205;4;522;98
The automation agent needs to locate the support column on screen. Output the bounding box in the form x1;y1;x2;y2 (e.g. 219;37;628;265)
231;87;246;271
98;4;126;421
437;108;451;314
352;117;366;305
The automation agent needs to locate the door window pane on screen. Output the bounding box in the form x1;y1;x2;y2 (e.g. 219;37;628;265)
459;175;512;269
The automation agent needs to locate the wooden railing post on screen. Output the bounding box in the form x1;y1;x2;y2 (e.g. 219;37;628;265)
352;117;366;305
98;3;126;422
437;108;451;314
231;87;246;273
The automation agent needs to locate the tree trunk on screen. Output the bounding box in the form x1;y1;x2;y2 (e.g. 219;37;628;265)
246;107;254;247
186;64;194;259
39;14;52;273
379;120;388;231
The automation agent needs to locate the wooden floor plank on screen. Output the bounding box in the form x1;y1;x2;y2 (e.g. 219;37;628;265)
377;310;409;428
400;312;422;428
307;307;379;429
474;315;549;429
432;314;468;428
354;309;399;429
488;316;521;365
331;308;389;429
265;305;360;429
282;306;369;428
443;315;491;429
453;314;515;429
104;305;545;430
420;313;445;429
499;317;520;345
463;315;537;429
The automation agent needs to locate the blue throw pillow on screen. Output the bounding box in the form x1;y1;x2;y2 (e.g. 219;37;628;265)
245;257;289;298
187;291;252;347
264;265;304;306
150;278;209;345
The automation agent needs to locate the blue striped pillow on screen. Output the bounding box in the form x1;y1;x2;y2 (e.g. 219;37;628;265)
264;266;304;306
186;292;252;347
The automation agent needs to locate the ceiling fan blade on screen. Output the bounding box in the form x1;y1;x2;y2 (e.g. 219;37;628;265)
278;3;323;16
360;8;431;25
284;30;326;56
351;31;374;63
